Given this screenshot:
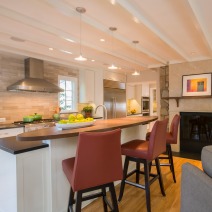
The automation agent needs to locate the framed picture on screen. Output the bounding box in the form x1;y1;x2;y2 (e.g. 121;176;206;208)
182;73;212;96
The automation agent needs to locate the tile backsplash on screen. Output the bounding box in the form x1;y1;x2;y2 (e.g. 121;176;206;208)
0;52;79;123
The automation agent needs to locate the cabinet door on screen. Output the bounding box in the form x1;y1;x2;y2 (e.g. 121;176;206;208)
0;128;24;138
85;71;94;102
126;85;135;100
135;84;142;106
142;83;150;97
79;70;95;103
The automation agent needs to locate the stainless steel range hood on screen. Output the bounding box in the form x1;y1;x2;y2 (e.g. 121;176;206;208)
7;58;64;93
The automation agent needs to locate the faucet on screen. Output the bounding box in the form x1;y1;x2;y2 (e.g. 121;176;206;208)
95;104;107;119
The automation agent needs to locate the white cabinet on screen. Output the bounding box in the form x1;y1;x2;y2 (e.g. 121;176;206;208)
79;70;95;103
126;84;142;103
0;127;24;138
0;148;49;212
85;70;95;102
135;84;142;106
142;83;150;97
126;84;135;100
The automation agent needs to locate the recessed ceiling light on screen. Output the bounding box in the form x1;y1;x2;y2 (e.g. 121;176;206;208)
133;17;139;23
60;50;72;54
100;38;105;42
91;59;95;62
49;47;54;51
10;36;25;42
110;0;116;5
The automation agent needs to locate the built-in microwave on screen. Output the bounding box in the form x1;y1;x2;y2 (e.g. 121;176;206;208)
141;97;150;116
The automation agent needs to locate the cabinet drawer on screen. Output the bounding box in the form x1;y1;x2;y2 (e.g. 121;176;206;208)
0;128;24;138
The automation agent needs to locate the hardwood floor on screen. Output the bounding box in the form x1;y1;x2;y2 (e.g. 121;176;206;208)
82;156;202;212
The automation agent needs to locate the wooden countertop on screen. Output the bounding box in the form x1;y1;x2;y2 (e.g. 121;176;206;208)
17;116;158;141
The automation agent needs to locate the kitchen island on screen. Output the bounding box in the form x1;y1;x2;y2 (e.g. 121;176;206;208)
1;116;157;212
16;116;157;141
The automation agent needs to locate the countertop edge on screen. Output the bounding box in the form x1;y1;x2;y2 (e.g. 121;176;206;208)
0;136;49;155
17;116;158;141
0;125;24;130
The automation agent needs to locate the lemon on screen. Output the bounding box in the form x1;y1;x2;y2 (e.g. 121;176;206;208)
68;114;76;121
59;119;68;124
76;113;84;120
86;117;94;122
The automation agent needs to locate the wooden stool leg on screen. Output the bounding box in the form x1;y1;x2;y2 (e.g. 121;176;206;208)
102;187;108;212
75;191;83;212
144;160;151;212
109;183;119;212
155;158;166;196
118;156;129;202
136;161;140;183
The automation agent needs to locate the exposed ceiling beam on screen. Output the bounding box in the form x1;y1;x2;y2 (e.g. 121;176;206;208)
0;6;76;43
0;5;149;69
116;0;191;61
47;0;166;65
187;0;212;54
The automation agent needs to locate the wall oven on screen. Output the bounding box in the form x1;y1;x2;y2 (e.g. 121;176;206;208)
141;97;150;116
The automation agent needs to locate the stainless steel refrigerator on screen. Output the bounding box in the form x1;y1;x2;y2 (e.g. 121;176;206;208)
103;79;126;119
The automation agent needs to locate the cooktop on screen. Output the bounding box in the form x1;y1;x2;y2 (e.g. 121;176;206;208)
14;119;55;125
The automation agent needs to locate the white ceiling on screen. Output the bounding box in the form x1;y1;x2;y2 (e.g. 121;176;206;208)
0;0;212;74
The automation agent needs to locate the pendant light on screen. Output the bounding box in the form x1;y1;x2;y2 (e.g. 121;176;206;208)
108;27;118;70
132;40;140;76
75;7;87;61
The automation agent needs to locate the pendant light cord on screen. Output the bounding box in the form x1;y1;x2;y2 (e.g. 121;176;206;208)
75;7;86;61
79;13;82;55
132;40;139;75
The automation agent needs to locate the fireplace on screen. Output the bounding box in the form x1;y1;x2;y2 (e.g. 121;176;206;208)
180;112;212;153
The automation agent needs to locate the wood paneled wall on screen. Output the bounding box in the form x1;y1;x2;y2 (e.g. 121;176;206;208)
0;53;79;123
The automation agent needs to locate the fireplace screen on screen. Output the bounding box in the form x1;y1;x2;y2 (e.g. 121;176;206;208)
180;112;212;153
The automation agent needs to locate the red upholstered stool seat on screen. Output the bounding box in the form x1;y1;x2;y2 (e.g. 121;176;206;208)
121;140;149;159
62;129;123;212
118;119;168;212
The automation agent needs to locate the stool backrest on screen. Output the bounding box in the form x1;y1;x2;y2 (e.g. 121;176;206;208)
72;128;123;191
169;114;180;143
148;119;168;160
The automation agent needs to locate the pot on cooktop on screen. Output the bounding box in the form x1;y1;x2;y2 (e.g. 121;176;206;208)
33;113;42;120
23;113;42;122
23;116;34;123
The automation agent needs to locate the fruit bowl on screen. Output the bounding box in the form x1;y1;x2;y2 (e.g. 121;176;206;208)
56;120;96;130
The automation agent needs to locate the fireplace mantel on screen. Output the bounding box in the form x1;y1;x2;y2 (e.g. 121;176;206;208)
162;95;212;107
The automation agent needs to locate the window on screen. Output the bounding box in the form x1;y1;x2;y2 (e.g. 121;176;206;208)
58;75;78;112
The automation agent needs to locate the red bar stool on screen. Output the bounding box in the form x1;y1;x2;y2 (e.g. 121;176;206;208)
118;119;168;212
62;129;123;212
146;114;180;183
